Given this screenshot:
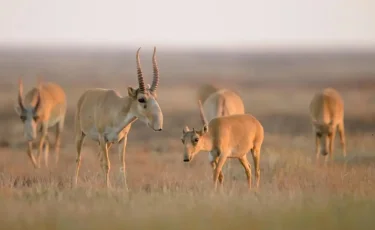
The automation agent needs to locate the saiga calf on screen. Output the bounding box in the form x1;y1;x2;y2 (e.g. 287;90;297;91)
197;84;245;176
181;100;264;190
309;87;346;163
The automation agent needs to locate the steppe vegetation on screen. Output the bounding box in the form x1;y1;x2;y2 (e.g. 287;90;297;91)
0;48;374;229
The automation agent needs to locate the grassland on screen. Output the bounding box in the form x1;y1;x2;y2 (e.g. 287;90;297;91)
0;47;374;229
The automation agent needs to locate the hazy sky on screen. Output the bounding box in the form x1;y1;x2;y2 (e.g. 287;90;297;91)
0;0;374;49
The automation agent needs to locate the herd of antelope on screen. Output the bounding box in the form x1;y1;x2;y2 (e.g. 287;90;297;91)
13;47;347;191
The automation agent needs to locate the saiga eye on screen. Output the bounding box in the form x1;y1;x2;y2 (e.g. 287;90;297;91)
138;98;146;103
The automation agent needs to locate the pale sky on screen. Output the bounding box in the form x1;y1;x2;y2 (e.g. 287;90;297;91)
0;0;374;49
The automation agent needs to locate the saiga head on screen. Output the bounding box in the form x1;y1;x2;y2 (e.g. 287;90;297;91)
128;47;163;131
181;125;209;162
180;100;209;162
14;78;42;141
312;120;334;156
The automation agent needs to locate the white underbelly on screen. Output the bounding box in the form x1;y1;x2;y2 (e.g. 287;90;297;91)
207;147;241;162
86;128;100;142
47;116;61;127
228;148;237;157
85;127;123;143
208;152;215;162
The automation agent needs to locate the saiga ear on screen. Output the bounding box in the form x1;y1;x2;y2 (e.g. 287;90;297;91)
14;104;22;115
127;87;137;98
183;126;190;134
147;84;158;98
202;124;209;133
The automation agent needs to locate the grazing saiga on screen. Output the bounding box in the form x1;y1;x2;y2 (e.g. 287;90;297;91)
14;78;67;168
196;84;245;177
309;87;346;163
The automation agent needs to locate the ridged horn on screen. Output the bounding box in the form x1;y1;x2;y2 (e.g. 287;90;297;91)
198;100;208;125
136;47;145;93
18;78;25;110
150;46;159;93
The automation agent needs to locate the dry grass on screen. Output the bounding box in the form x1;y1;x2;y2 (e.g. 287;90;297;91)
0;48;375;229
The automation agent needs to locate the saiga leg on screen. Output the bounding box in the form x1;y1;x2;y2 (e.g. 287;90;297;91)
238;155;252;190
99;136;111;188
209;152;224;185
98;142;112;164
213;154;227;191
43;135;50;168
337;121;347;157
315;134;321;163
329;128;337;162
74;132;85;186
54;118;64;164
251;148;261;189
37;122;49;168
27;141;38;168
119;134;129;190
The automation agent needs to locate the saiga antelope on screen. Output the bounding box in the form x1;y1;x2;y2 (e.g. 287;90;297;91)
180;100;264;190
14;78;67;168
74;47;163;189
197;84;245;175
309;87;346;163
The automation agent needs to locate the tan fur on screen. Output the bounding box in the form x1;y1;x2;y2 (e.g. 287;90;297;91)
181;101;264;191
15;79;67;168
74;47;163;189
201;88;245;122
198;86;245;176
196;83;221;104
309;87;346;162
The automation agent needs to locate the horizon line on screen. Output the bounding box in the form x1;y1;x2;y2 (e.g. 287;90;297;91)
1;42;375;54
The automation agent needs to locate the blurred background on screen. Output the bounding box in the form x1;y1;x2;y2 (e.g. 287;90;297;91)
0;1;375;228
1;0;374;144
